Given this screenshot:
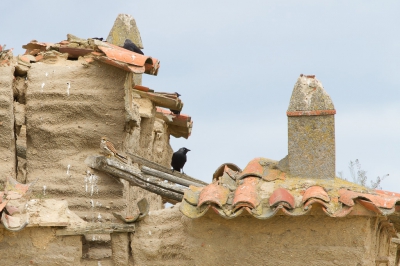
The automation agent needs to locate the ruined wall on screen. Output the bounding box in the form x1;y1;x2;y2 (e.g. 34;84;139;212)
0;227;82;266
24;57;172;221
0;65;16;181
132;205;392;266
25;58;129;221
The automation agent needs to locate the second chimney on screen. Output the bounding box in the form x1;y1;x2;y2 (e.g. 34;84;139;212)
287;74;336;179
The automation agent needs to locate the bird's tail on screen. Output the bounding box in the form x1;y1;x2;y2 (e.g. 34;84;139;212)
116;153;128;163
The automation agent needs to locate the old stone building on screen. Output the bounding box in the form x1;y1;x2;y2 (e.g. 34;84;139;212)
0;14;400;266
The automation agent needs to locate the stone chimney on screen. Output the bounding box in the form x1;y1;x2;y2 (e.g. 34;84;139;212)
287;74;336;179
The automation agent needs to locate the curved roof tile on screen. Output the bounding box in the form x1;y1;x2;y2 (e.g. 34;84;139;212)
180;157;400;226
198;183;230;208
232;177;260;210
269;188;295;209
302;186;330;204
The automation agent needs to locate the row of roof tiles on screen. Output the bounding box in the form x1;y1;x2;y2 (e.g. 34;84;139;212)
180;157;400;228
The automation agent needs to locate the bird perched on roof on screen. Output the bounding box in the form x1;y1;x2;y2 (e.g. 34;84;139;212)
171;147;190;174
122;39;144;55
100;137;127;163
170;92;182;115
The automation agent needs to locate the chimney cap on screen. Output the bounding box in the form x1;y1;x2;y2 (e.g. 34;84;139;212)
287;74;335;113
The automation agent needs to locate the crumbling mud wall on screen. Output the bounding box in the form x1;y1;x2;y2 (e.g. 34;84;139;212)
0;227;82;266
0;65;16;181
23;56;172;220
132;205;393;266
25;58;130;221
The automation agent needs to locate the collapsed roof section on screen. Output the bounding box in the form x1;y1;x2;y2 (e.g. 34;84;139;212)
21;34;160;76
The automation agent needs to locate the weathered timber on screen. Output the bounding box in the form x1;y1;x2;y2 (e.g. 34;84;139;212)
127;152;208;186
141;166;203;188
133;85;154;92
133;89;183;111
56;223;135;236
141;174;186;194
156;92;179;99
85;156;184;202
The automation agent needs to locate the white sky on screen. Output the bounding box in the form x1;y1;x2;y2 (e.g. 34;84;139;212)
2;1;400;191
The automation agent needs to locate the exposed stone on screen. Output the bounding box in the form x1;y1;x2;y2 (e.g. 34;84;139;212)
106;14;143;48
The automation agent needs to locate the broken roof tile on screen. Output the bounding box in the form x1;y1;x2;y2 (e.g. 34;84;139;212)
21;36;160;76
238;158;285;182
95;42;159;75
59;46;93;59
213;164;241;181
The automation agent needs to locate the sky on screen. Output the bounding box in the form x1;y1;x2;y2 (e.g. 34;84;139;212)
1;1;400;191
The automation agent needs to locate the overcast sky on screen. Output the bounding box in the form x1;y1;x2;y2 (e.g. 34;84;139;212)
2;1;400;191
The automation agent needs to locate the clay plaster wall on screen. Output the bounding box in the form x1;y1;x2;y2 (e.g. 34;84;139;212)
0;65;16;179
25;59;130;221
132;205;394;266
17;56;172;220
0;227;82;265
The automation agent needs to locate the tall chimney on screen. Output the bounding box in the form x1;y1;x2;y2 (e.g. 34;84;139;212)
287;74;336;179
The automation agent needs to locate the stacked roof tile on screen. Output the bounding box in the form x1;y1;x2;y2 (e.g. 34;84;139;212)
180;157;400;229
21;34;160;75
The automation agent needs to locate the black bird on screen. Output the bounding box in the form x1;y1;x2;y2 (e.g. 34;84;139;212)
170;109;181;115
171;147;190;174
92;37;103;41
170;92;182;114
122;39;144;55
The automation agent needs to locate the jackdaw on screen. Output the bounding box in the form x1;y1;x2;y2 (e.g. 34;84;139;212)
171;147;190;174
122;39;144;55
170;92;182;114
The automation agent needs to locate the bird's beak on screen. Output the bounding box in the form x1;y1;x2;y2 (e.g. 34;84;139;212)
187;149;191;152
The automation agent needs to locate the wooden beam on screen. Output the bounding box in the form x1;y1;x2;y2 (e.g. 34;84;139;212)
56;223;135;236
133;89;183;110
127;153;208;186
85;156;184;202
141;166;203;188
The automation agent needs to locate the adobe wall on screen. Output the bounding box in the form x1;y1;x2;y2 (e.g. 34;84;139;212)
18;55;172;220
132;205;394;266
0;65;16;180
0;227;82;265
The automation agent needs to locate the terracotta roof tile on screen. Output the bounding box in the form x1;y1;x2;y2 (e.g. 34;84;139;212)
0;176;34;231
302;186;330;204
155;107;192;139
198;182;230;208
269;188;295;209
179;157;400;229
21;37;160;76
232;177;260;210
